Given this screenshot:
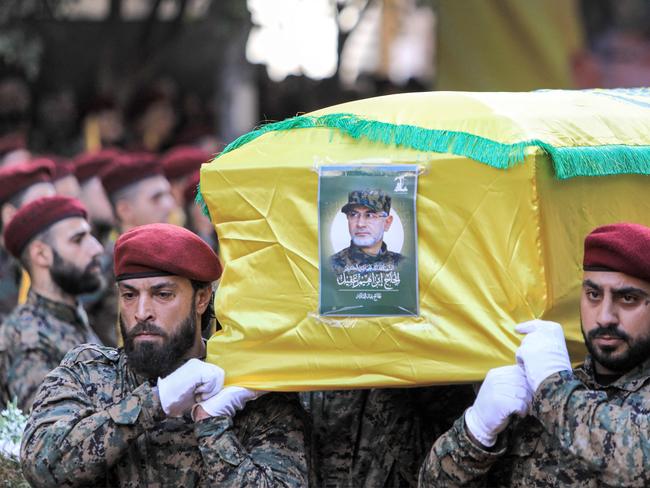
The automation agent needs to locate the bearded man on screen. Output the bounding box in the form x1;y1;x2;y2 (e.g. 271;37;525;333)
0;196;103;411
420;222;650;487
21;223;309;487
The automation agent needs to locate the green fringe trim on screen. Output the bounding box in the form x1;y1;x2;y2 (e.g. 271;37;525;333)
194;181;209;218
196;112;650;215
541;144;650;179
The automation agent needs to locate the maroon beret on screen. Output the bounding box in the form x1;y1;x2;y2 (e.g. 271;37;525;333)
161;146;211;181
583;222;650;283
4;196;87;258
101;153;163;196
31;156;74;182
114;223;222;282
0;160;54;204
73;149;120;183
182;171;200;207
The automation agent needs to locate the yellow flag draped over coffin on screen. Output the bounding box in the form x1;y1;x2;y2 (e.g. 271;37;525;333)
200;88;650;390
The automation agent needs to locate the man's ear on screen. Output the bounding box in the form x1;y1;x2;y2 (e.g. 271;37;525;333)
29;240;54;268
194;285;213;315
115;199;131;224
1;203;17;229
384;214;394;231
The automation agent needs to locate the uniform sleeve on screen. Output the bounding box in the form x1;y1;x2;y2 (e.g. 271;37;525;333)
7;347;61;412
195;394;308;487
20;364;164;487
532;370;650;487
418;415;507;488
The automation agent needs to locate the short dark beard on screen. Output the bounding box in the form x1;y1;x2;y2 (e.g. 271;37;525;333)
582;322;650;373
121;302;197;380
50;249;103;295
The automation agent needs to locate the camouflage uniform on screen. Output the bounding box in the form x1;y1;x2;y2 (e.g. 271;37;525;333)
0;290;101;411
302;385;474;487
0;246;21;323
21;344;309;487
330;242;403;275
419;355;650;487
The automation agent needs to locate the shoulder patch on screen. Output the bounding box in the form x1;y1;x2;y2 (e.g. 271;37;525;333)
60;343;121;367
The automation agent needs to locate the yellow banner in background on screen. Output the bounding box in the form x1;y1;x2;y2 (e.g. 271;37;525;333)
200;89;650;390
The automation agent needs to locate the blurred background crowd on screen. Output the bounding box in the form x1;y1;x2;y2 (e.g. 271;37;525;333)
0;0;649;164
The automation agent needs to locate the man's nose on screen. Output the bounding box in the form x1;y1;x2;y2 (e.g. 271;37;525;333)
596;295;619;326
163;192;176;212
89;236;103;258
134;296;155;323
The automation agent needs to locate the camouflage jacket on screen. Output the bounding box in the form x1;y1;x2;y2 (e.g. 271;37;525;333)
0;290;101;412
419;355;650;487
330;242;403;275
21;344;309;487
0;246;20;323
302;385;474;488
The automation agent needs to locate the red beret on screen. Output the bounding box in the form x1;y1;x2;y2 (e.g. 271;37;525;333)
73;149;120;183
114;223;222;282
583;222;650;284
0;160;54;204
101;153;163;196
4;196;87;258
31;156;74;181
161;146;211;181
182;171;200;206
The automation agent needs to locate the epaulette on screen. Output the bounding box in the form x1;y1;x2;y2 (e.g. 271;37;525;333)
60;343;121;367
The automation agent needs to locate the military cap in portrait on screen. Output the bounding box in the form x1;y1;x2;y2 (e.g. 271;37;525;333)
341;189;391;215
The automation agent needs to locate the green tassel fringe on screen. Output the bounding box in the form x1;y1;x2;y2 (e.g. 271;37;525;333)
197;112;650;216
194;181;210;218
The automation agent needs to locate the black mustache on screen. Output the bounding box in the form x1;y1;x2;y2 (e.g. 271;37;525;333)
128;322;167;337
588;325;630;342
84;256;102;272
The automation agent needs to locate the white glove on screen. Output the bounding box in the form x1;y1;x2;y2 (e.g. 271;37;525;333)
195;386;266;418
157;358;225;417
464;365;533;448
515;319;572;392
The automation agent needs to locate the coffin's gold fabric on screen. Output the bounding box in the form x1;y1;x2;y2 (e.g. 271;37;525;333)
201;90;650;389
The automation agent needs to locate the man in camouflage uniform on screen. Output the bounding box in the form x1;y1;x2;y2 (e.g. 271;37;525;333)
420;222;650;487
0;196;103;411
21;223;308;487
0;160;57;322
330;189;403;274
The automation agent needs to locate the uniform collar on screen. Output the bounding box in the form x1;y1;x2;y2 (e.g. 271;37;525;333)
576;354;650;392
26;289;87;327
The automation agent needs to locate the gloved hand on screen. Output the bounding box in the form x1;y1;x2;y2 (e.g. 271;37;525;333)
194;386;267;419
515;319;572;392
157;358;225;417
464;365;533;448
